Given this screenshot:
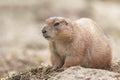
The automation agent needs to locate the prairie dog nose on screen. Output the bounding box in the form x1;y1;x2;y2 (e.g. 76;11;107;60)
42;27;47;34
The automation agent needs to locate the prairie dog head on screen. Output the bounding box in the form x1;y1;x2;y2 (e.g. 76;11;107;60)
42;17;74;41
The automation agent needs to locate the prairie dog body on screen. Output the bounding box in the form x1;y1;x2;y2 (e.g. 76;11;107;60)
42;17;112;70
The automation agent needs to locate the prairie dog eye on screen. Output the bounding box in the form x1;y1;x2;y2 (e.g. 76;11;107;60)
54;22;60;27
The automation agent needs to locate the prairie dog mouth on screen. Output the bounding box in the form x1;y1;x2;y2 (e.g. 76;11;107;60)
44;36;51;38
43;34;51;39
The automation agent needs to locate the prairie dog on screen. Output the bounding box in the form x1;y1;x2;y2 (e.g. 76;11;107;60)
42;17;112;70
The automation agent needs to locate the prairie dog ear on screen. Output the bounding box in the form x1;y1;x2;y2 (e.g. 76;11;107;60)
61;19;69;25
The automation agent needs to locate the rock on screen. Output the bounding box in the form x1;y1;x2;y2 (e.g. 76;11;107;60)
49;66;120;80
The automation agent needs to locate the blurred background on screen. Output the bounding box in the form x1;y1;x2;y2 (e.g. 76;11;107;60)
0;0;120;77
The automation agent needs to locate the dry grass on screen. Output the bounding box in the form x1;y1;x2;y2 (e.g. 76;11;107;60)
1;65;60;80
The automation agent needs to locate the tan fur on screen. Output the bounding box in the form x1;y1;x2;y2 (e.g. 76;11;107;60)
42;17;112;70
